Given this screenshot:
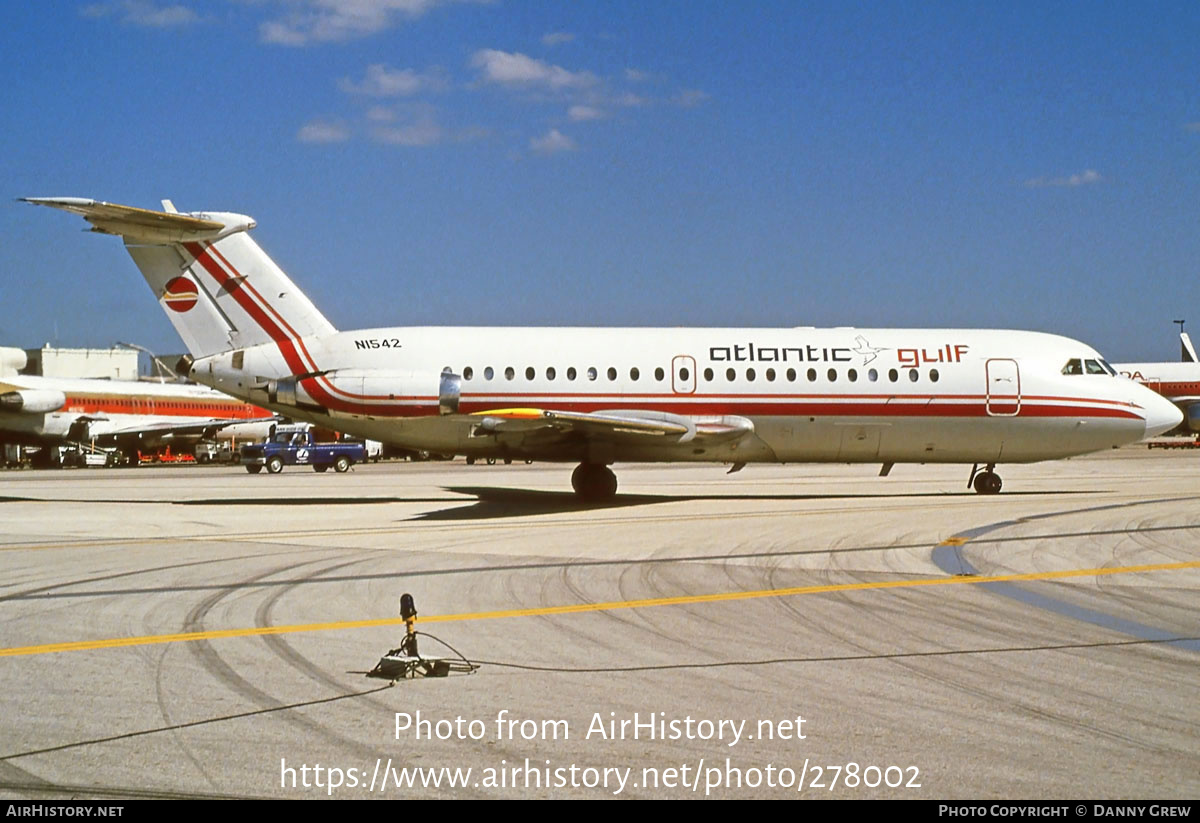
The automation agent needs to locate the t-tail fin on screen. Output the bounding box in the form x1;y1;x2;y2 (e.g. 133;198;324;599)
22;197;336;359
1181;331;1197;363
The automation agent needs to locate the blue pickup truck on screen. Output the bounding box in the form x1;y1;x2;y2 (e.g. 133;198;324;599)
242;428;366;474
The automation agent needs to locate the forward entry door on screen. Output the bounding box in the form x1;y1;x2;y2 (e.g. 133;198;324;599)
985;358;1021;416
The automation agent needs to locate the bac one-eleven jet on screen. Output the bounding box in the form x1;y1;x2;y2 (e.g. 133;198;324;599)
25;197;1180;498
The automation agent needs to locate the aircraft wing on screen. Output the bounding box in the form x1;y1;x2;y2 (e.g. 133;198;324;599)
468;407;753;445
98;416;277;444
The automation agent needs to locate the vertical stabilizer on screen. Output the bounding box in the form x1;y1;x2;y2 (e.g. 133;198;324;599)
22;198;336;359
1181;332;1197;363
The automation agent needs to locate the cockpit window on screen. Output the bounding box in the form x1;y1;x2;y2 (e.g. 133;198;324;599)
1062;359;1083;375
1099;359;1117;376
1084;359;1107;375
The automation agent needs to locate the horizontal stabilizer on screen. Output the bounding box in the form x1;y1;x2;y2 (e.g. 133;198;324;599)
21;197;253;244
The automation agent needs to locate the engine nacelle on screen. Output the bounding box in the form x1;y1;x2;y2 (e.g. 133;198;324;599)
259;369;460;418
0;347;28;376
0;389;67;414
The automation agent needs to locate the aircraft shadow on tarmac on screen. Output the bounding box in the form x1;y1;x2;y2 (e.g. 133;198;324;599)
0;489;1096;513
407;486;1097;521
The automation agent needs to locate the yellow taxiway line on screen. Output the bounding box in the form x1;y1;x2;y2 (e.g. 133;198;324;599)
2;558;1198;658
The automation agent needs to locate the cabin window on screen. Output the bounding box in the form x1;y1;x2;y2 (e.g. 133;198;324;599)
631;367;640;381
525;366;535;380
567;367;577;381
724;367;734;381
505;366;515;380
868;368;878;382
888;369;898;382
746;368;756;381
679;367;690;381
587;367;598;381
847;368;858;382
546;367;556;380
766;368;776;381
807;368;817;382
703;368;713;381
929;369;939;382
786;368;797;381
463;366;474;380
827;368;837;382
908;369;919;382
1062;359;1083;375
484;366;494;380
607;367;617;381
654;367;665;381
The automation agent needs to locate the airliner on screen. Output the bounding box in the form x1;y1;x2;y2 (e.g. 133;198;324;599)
0;345;275;466
24;197;1181;495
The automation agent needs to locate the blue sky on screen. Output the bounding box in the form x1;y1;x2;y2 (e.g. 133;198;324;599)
2;1;1198;361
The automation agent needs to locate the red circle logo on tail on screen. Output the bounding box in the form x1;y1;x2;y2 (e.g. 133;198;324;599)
163;277;199;313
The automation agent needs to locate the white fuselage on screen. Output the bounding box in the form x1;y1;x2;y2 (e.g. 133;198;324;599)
192;326;1178;465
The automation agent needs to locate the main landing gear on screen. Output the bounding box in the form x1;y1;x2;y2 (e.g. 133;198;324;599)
571;463;617;501
968;463;1002;495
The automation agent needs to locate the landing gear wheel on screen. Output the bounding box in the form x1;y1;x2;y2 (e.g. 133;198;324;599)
333;456;351;473
314;464;328;472
973;471;1002;495
571;463;618;501
246;464;262;474
266;456;284;474
465;456;476;465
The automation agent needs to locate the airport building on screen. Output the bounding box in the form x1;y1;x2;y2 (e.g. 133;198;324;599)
23;344;140;380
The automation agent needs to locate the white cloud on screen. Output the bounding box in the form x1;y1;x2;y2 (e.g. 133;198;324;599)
612;92;648;107
530;128;576;154
297;119;351;143
624;68;650;82
82;1;199;27
471;49;597;90
542;31;575;46
1023;169;1104;188
371;114;444;146
673;89;710;108
260;0;474;46
568;105;605;122
339;64;447;96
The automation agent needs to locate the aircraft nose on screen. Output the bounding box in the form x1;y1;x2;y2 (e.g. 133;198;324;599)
1139;388;1183;439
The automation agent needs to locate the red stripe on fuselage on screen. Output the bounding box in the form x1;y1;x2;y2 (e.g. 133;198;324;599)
63;393;272;419
184;241;396;411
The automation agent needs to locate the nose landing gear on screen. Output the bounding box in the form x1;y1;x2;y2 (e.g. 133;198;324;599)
968;463;1003;495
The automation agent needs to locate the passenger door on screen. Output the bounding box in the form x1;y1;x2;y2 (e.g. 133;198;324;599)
985;358;1021;416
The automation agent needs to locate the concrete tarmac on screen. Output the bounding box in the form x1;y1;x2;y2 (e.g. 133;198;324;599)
1;448;1197;799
